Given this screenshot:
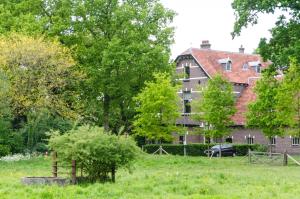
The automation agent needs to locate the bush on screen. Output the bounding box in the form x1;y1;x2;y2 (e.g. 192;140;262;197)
48;125;141;182
0;145;10;157
33;143;48;153
143;143;266;156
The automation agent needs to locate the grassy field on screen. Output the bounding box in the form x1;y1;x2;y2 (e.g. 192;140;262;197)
1;155;300;199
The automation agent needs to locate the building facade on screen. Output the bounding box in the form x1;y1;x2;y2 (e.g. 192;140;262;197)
174;40;300;153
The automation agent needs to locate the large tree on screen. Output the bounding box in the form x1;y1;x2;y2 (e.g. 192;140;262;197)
0;0;176;132
133;73;181;142
0;34;81;149
276;59;300;136
247;70;282;151
232;0;300;68
192;75;236;148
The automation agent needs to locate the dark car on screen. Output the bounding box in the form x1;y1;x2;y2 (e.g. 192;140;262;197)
204;144;236;157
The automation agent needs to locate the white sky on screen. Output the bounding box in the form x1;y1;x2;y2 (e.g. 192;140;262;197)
160;0;280;59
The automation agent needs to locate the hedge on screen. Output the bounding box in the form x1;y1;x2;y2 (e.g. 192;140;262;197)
143;144;267;156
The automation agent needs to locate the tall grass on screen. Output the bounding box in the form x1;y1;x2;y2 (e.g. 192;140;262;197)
0;155;300;199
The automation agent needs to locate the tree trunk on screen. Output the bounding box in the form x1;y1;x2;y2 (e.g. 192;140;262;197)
103;94;110;132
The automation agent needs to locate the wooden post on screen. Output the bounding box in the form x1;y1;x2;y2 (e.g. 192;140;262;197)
248;148;251;164
71;160;76;184
52;152;57;178
111;166;116;183
283;150;288;166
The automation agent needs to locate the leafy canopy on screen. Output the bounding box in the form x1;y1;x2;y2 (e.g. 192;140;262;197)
247;70;282;138
133;72;181;141
0;0;176;132
232;0;300;67
192;75;236;139
276;59;300;136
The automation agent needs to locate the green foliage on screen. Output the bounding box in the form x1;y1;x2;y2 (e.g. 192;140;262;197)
0;144;10;157
232;0;300;67
276;59;300;135
48;125;141;182
192;75;236;139
143;144;265;156
0;0;176;132
0;34;83;120
247;71;282;138
133;73;181;141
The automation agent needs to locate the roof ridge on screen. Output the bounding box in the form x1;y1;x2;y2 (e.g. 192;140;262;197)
190;48;259;56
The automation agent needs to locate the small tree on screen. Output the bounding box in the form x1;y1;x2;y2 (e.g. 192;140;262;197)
133;72;181;146
276;59;300;138
193;75;236;157
247;70;282;152
48;125;140;183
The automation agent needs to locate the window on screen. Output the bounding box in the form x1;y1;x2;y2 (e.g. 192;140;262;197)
226;61;232;71
242;63;248;70
255;64;261;73
269;137;276;145
292;137;300;146
184;65;190;79
183;91;191;114
246;136;254;145
184;100;191;114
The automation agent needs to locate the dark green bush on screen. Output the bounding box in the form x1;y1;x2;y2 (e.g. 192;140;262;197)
33;142;48;153
143;143;266;156
49;125;141;182
0;145;10;157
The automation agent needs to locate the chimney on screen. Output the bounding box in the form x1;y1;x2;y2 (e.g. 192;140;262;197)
239;45;245;53
200;40;211;49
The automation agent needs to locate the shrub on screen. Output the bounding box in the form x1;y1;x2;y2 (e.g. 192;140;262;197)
0;145;10;157
143;143;266;156
48;125;141;182
33;143;48;153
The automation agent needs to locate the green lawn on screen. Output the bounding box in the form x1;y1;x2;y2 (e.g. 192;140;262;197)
1;155;300;199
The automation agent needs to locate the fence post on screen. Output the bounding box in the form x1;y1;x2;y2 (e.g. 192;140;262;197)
52;152;57;178
71;160;76;184
283;150;288;166
248;148;251;164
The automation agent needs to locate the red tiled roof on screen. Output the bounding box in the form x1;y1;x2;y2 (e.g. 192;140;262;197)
180;48;271;125
181;48;270;84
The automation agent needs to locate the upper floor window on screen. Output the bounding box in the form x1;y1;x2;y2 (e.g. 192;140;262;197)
218;58;232;71
242;63;248;70
225;61;232;71
183;90;191;114
255;64;261;73
184;64;190;79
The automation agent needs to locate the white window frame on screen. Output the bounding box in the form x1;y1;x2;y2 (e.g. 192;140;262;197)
291;137;300;146
269;136;276;146
245;135;254;145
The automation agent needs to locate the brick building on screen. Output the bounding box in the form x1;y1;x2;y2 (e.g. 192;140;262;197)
174;40;300;153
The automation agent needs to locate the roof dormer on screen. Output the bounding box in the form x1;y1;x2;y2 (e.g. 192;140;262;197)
218;58;232;71
248;61;262;73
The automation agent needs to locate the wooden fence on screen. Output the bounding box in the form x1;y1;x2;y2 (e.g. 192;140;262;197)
248;149;300;166
52;152;77;184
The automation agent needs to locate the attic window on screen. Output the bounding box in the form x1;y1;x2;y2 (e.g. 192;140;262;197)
218;58;232;71
256;64;261;73
242;63;248;70
248;61;262;73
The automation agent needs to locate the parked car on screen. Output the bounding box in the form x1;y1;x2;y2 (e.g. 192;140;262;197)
204;144;236;157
